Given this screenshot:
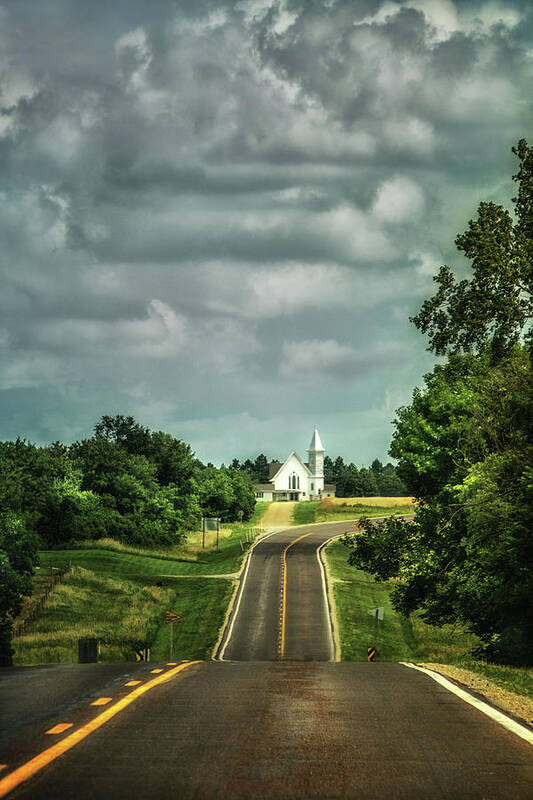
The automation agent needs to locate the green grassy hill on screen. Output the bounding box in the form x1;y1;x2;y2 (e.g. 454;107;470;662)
12;507;270;666
325;540;478;663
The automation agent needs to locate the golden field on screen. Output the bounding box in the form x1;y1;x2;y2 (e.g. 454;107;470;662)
324;496;415;507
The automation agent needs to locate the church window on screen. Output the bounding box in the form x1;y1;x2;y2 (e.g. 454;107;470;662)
297;475;300;489
311;482;314;490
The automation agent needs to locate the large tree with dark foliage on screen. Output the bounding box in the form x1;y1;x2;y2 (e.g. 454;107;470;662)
343;141;533;664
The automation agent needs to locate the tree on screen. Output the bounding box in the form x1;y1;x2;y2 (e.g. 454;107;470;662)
323;455;334;483
254;454;269;483
344;349;533;662
411;141;533;357
0;513;38;666
94;415;151;455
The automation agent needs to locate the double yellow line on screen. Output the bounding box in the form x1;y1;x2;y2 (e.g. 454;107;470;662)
278;533;313;659
0;661;200;798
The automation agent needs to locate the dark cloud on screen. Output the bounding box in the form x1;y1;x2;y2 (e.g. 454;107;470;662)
0;0;532;462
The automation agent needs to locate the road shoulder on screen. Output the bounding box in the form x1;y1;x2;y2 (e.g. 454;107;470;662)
416;662;533;730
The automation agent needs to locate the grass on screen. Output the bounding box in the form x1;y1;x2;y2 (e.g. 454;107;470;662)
325;540;478;663
292;497;415;525
292;502;320;524
13;566;233;665
443;660;533;700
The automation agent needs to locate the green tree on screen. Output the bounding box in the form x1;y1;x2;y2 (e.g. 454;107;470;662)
411;140;533;357
0;513;38;666
254;454;269;483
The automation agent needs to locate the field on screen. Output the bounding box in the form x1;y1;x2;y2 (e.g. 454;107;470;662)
293;496;414;525
325;496;415;507
12;505;270;666
325;539;478;663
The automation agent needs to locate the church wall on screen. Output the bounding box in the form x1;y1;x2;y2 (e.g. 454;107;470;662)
273;455;310;498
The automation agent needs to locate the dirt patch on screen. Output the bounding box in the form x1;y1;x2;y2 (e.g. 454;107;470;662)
419;663;533;727
261;502;297;528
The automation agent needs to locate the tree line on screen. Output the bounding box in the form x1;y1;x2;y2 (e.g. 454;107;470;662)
342;140;533;665
228;454;408;496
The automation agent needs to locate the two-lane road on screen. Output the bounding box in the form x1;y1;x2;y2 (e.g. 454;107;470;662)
218;520;350;661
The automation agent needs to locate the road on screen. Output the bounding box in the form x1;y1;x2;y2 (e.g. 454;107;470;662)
1;518;533;799
218;520;351;661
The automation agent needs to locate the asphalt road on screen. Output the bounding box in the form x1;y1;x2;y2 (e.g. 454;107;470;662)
218;520;351;661
4;661;533;799
2;518;533;799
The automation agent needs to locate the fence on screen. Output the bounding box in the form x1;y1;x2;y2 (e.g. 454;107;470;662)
239;527;264;551
12;560;72;639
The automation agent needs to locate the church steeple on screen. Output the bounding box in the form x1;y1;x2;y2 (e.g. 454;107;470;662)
307;427;325;482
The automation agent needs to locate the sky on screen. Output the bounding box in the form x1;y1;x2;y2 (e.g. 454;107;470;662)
1;0;532;465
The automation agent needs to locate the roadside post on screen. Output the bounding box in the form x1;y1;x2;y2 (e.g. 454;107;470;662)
367;606;384;661
165;610;182;659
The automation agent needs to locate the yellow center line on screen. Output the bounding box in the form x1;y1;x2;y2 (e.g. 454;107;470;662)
90;697;112;706
150;668;164;674
0;661;201;799
279;532;313;659
124;680;142;687
45;724;73;735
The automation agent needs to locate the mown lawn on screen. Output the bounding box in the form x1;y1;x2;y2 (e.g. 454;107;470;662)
325;540;478;663
13;566;233;665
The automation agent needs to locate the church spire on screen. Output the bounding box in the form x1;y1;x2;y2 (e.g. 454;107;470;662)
307;426;325;453
307;427;325;482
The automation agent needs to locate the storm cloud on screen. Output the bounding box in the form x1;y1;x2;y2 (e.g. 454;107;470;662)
1;0;532;462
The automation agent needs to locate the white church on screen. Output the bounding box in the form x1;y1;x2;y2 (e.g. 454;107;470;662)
254;428;336;502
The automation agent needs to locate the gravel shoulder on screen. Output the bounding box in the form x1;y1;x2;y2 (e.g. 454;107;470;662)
420;663;533;728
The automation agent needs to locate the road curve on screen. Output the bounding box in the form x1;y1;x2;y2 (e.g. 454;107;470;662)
217;520;352;661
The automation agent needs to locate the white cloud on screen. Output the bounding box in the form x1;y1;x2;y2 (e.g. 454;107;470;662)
281;339;359;378
115;27;152;91
280;338;410;379
359;0;521;42
38;300;187;359
372;176;424;223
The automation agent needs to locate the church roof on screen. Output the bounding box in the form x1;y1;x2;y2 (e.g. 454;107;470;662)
307;427;325;452
269;451;312;482
268;461;282;479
